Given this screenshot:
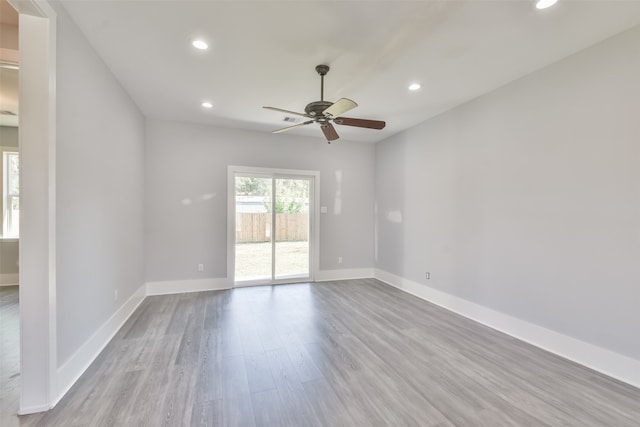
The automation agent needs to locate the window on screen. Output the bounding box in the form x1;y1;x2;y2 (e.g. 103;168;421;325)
2;147;19;238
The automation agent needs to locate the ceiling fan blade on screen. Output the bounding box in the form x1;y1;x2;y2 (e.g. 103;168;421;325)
263;106;309;118
272;120;315;134
334;117;386;130
321;123;340;142
322;98;358;118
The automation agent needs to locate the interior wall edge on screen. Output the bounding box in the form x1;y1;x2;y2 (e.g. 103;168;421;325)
52;282;146;408
374;268;640;390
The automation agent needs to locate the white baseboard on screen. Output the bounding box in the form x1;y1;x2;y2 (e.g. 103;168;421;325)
374;269;640;389
315;268;375;282
0;273;19;286
53;283;146;406
146;277;232;296
18;403;52;415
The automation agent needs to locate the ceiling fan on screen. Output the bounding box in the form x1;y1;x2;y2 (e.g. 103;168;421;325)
263;65;386;143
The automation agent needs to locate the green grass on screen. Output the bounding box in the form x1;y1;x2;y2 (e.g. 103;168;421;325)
235;241;309;281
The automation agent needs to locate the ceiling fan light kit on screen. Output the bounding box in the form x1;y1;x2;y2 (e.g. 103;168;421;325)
263;64;386;144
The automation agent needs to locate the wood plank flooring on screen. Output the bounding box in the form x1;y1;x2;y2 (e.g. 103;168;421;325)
7;279;640;426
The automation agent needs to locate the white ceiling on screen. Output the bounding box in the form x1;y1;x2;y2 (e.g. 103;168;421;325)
60;0;640;143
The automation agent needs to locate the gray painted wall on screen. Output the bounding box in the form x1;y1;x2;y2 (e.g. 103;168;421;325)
145;119;375;283
0;126;18;146
1;126;19;281
0;240;18;277
54;2;145;366
375;26;640;359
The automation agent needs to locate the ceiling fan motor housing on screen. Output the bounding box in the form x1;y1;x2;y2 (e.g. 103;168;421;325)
305;101;333;119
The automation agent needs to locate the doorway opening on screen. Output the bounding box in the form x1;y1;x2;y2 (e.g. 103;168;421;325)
228;166;319;286
0;0;21;421
8;0;58;415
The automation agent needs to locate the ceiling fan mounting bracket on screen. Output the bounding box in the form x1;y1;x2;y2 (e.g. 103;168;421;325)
315;64;330;76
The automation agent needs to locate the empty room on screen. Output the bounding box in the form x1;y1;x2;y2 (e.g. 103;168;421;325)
1;0;639;426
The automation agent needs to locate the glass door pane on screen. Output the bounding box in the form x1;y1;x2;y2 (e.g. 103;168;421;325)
234;176;272;282
274;178;310;280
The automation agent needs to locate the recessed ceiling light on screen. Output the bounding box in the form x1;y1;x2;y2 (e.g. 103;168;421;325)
408;83;421;91
201;101;213;109
535;0;558;9
192;40;208;50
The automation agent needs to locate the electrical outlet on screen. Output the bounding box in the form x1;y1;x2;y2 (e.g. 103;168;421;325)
338;257;343;264
425;272;430;280
198;264;204;272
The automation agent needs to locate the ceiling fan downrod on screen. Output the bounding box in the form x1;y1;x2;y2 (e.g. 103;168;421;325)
315;64;329;102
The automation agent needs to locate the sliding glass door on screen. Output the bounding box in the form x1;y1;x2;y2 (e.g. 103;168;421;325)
274;178;310;280
234;176;273;282
232;169;314;285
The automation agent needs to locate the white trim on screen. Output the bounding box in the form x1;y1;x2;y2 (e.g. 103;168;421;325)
53;284;146;407
1;146;20;238
374;268;640;389
0;273;19;285
311;175;320;282
146;278;232;296
234;276;311;288
17;404;51;415
46;1;58;411
8;0;48;17
13;0;57;414
315;268;375;282
226;167;235;285
227;166;237;284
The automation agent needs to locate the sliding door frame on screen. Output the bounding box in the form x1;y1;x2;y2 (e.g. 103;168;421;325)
227;165;320;286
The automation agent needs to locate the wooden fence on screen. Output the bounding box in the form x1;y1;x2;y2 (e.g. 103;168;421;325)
236;213;309;243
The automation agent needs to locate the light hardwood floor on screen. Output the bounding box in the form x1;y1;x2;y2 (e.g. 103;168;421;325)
7;279;640;426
